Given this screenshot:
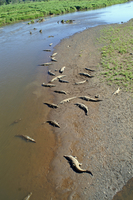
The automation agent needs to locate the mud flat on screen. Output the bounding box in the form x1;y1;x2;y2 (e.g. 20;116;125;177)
45;21;133;200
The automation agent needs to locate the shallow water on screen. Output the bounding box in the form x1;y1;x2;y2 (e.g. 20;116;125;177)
113;177;133;200
0;1;133;200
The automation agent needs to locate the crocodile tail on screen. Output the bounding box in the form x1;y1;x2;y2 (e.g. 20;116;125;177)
86;170;93;176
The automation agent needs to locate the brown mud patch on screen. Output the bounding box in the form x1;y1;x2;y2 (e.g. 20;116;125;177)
45;24;133;200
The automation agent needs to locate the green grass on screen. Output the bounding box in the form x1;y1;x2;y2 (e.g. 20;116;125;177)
0;0;129;27
97;19;133;92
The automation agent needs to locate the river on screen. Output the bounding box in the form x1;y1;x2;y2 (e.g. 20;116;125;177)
0;1;133;200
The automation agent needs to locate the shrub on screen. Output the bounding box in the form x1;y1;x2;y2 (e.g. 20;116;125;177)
10;17;15;21
70;6;77;12
31;19;34;23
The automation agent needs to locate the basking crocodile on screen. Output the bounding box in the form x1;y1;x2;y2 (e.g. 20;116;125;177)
51;57;57;62
51;52;57;57
85;67;95;72
113;87;120;95
74;102;88;115
46;120;60;128
59;97;77;104
79;96;102;102
23;192;32;200
42;83;56;87
59;66;66;73
75;80;87;85
79;72;94;78
54;90;67;95
59;79;69;83
64;155;93;175
44;103;59;108
48;70;55;76
49;75;66;83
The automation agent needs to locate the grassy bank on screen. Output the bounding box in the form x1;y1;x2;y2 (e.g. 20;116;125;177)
97;18;133;93
0;0;129;27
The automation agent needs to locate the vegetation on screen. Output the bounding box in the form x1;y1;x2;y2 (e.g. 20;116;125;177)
97;18;133;92
0;0;129;27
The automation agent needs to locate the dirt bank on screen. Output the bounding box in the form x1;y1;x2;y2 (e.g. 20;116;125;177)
44;23;133;200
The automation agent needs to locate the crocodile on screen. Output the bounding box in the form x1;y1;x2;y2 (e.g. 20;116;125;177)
11;118;22;125
51;57;57;62
48;70;55;76
46;120;60;128
57;75;67;79
59;66;66;73
59;79;69;83
64;155;93;175
49;76;58;83
59;97;77;104
79;72;94;78
51;52;57;57
85;68;95;72
95;94;100;98
44;103;59;108
75;80;87;85
79;96;102;102
54;90;67;95
40;62;52;66
113;87;120;95
48;35;54;38
43;49;51;52
19;135;36;143
74;102;88;115
49;75;66;83
23;192;32;200
42;83;56;87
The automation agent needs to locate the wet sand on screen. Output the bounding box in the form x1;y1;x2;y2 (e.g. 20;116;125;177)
44;23;133;200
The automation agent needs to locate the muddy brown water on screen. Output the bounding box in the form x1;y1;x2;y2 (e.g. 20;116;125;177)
0;51;56;199
113;177;133;200
0;2;133;200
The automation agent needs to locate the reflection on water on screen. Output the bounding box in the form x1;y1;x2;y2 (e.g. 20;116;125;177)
0;1;133;199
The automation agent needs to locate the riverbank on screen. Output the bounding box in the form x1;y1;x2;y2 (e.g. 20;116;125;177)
0;0;129;27
45;19;133;199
